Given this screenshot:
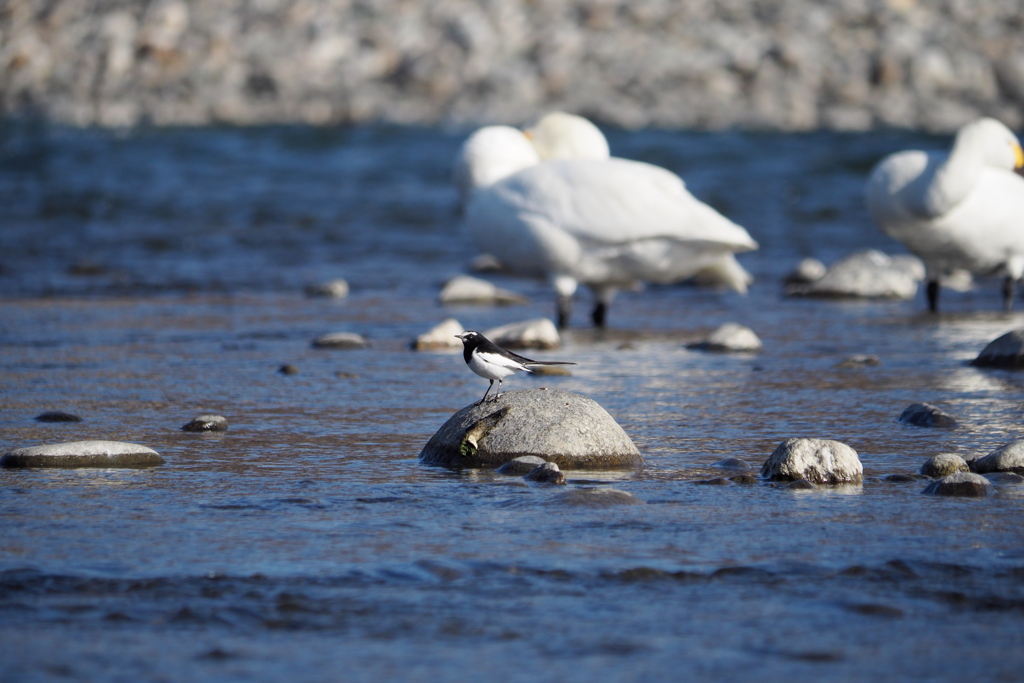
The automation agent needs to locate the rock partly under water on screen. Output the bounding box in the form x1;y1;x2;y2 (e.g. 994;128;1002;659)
524;461;567;485
182;414;229;432
898;403;958;429
760;438;863;484
34;411;82;423
419;389;643;470
414;318;465;351
920;453;970;478
439;275;527;306
971;440;1024;475
971;330;1024;369
922;472;991;497
483;318;562;350
496;455;548;476
785;250;922;300
547;488;645;506
687;323;763;353
1;440;165;468
311;332;369;349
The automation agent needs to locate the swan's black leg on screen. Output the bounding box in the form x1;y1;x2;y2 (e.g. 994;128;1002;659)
926;279;940;313
1003;276;1016;313
556;295;573;329
591;301;608;328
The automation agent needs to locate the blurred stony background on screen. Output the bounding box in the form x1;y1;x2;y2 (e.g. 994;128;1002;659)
2;0;1023;131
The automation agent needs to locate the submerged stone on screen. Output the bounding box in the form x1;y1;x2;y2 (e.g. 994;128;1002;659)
760;438;863;484
971;440;1024;475
1;440;164;468
547;488;644;506
304;278;349;299
496;456;547;475
714;457;751;471
920;453;969;477
182;414;229;432
898;403;958;428
524;462;567;485
971;330;1024;368
439;275;527;305
419;389;642;470
311;332;369;349
695;477;732;486
34;411;82;423
687;323;762;353
922;472;991;497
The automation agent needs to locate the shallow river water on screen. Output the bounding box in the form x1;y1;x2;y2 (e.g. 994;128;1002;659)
2;123;1024;681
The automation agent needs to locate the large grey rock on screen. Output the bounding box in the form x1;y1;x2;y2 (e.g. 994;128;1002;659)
922;472;991;497
760;438;863;484
1;440;164;468
971;440;1024;474
439;275;527;306
786;250;921;300
419;389;642;470
920;453;969;477
971;330;1024;368
898;403;958;429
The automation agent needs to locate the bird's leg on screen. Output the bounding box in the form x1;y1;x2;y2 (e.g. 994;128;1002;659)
591;301;608;328
1003;275;1017;313
494;378;503;401
556;295;572;329
478;379;494;404
926;279;940;313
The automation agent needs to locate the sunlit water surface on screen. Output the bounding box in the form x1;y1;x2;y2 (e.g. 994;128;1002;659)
2;123;1024;681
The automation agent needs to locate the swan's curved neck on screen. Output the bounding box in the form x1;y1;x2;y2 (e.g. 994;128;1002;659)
923;134;985;215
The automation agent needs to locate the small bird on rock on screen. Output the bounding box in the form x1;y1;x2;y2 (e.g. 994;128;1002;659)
455;331;576;403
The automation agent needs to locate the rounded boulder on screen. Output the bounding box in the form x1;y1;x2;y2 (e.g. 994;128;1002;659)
971;440;1024;475
1;440;164;468
419;389;642;470
760;438;863;484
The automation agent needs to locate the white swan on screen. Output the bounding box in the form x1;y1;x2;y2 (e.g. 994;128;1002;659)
866;117;1024;311
458;124;758;327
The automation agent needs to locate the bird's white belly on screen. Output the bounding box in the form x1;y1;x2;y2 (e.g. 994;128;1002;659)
468;352;525;381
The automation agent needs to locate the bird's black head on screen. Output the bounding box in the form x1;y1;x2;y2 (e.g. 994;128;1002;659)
455;330;482;346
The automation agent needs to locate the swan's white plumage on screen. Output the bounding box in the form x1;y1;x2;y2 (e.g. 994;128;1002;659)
867;117;1024;290
525;112;610;161
460;123;757;324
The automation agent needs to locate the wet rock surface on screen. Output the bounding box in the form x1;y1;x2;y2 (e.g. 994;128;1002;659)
760;438;863;484
971;440;1024;475
311;332;369;349
34;411;82;423
304;278;349;299
439;275;527;306
524;462;567;485
972;330;1024;369
898;403;958;429
1;440;164;468
920;453;969;478
922;472;991;497
547;488;645;506
687;323;762;353
419;389;643;470
483;319;562;350
181;414;228;432
4;1;1022;132
496;455;547;476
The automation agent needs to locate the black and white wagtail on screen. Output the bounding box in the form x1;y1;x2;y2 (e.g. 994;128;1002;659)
455;331;576;403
